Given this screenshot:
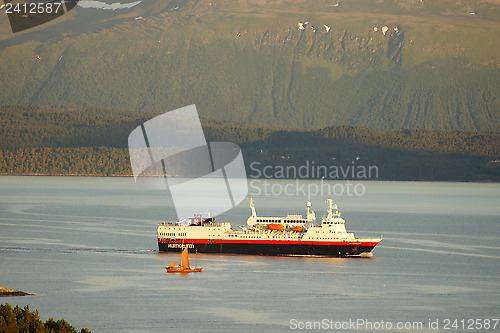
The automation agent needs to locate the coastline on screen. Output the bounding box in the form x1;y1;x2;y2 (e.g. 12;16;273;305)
0;174;498;183
0;287;33;297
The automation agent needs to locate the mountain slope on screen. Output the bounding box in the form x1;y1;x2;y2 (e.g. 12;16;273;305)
0;0;498;130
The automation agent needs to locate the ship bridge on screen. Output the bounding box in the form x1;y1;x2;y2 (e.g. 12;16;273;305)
318;199;348;233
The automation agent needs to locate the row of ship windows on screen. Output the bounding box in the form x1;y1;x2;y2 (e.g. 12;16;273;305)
312;237;343;240
228;234;301;239
159;233;187;237
256;219;304;223
315;230;337;233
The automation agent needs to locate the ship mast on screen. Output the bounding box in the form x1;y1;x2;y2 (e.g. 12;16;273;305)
248;198;257;218
326;198;341;219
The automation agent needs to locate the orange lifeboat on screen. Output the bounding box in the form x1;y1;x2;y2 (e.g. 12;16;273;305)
268;224;285;231
291;226;304;232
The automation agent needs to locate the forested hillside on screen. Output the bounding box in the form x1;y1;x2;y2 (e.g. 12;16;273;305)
0;105;498;181
0;0;498;131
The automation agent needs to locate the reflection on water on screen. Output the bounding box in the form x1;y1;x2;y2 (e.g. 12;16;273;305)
0;176;499;332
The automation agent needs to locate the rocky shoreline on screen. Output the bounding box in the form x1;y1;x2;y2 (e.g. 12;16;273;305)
0;287;33;297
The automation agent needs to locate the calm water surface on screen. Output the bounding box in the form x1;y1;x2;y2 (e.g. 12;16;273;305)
1;176;499;332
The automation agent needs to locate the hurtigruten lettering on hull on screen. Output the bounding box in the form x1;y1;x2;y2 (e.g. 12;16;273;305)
157;198;382;257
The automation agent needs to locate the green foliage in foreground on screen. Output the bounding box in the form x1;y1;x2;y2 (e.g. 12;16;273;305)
0;303;91;333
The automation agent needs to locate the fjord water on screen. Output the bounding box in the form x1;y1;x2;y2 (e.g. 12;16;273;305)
1;176;499;332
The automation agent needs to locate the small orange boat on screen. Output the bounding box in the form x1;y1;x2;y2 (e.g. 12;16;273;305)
166;247;203;273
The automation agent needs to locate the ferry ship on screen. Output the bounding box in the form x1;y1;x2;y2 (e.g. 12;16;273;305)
157;198;381;257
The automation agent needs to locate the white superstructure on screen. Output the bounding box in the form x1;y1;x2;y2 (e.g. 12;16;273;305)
158;198;374;243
